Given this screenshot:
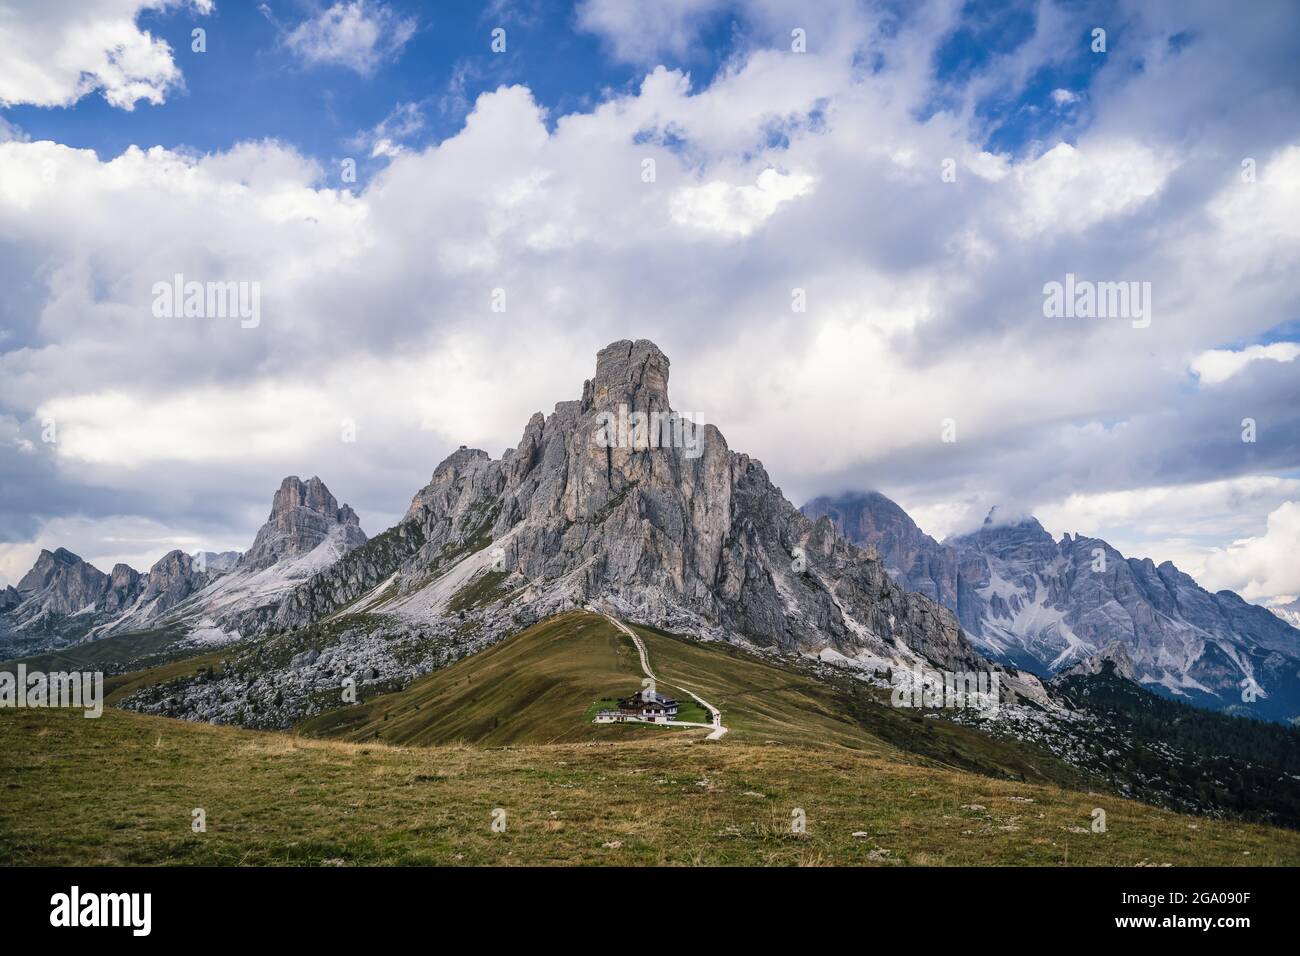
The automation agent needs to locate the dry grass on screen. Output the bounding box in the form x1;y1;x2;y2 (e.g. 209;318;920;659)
3;706;1298;867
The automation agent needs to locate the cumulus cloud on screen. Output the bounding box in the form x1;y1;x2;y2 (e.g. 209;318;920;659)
283;0;416;75
1006;140;1175;237
0;0;210;110
670;167;814;237
1198;502;1300;601
1032;477;1300;574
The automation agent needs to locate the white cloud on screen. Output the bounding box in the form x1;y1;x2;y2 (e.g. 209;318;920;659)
1197;502;1300;601
283;0;415;75
1035;477;1300;541
0;115;27;142
1204;145;1300;266
1007;140;1175;237
576;0;727;64
1191;342;1300;385
349;101;425;159
670;167;814;237
0;0;209;110
1051;88;1079;106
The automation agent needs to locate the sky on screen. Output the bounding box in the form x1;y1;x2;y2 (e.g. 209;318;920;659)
0;0;1297;610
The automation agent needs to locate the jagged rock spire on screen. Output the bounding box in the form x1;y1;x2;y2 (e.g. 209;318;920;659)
241;476;365;572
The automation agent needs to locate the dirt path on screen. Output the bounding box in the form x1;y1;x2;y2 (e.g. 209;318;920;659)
589;607;728;740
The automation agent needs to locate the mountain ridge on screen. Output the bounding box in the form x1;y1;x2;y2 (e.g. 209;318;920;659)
803;491;1300;723
264;339;985;671
108;340;1002;731
0;475;367;658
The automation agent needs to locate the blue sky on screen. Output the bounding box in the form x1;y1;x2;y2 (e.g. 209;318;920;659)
4;0;1108;175
0;0;1298;607
4;1;738;177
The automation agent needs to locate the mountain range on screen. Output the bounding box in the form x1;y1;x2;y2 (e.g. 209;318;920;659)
0;475;366;660
3;339;1296;729
802;491;1300;723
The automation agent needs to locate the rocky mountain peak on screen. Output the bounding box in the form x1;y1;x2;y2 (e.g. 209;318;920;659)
241;475;366;573
273;339;984;676
270;476;347;523
953;509;1055;560
135;549;207;613
801;490;989;638
1269;597;1300;630
804;491;929;560
808;487;1300;723
14;547;110;618
99;563;144;614
109;563;140;587
583;338;671;413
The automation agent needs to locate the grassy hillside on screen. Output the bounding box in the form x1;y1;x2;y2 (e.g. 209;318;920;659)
103;651;229;706
1051;664;1300;826
0;625;193;676
10;610;1300;866
301;612;1095;791
630;622;1082;783
298;612;655;745
4;705;1299;866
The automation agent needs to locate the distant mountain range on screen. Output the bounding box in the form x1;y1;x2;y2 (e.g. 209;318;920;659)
0;475;367;660
802;492;1300;723
1271;597;1300;630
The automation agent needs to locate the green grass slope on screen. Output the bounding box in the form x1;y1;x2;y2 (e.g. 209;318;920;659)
4;706;1299;866
629;622;1086;784
0;624;192;676
299;612;1090;792
298;612;654;745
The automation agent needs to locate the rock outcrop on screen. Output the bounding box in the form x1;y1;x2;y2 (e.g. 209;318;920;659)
272;340;985;673
1270;597;1300;630
1056;642;1137;682
240;476;365;572
134;550;209;618
194;551;241;575
101;564;144;614
802;491;990;636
